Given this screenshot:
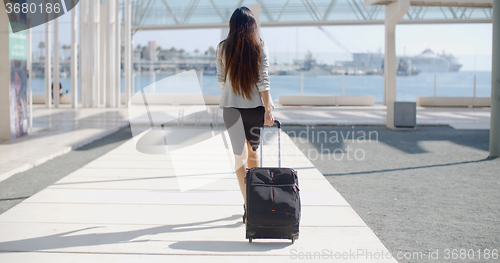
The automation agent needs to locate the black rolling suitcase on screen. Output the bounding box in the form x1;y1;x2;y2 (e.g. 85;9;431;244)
245;120;300;243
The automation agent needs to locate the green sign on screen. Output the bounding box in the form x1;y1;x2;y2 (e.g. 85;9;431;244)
9;22;27;60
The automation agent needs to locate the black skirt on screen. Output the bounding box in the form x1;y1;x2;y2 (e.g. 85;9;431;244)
222;106;265;155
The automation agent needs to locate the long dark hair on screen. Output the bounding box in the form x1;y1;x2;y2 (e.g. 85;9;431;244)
218;7;262;99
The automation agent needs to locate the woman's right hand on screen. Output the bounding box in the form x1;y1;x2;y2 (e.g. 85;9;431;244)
264;110;275;126
260;90;274;126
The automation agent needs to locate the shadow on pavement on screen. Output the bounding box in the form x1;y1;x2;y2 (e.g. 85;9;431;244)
284;126;490;154
169;240;291;252
324;157;494;176
0;215;267;253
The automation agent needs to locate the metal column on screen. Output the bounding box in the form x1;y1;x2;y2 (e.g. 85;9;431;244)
106;0;116;108
124;0;132;106
71;0;78;108
53;17;59;108
490;0;500;158
27;27;32;133
79;0;86;107
95;0;101;107
384;0;408;103
45;21;52;108
99;1;106;107
115;0;121;107
250;4;261;29
383;0;408;129
88;0;95;107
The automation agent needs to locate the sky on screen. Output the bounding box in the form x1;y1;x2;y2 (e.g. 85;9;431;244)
30;9;493;71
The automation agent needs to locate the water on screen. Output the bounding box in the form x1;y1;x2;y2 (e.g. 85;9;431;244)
31;71;491;103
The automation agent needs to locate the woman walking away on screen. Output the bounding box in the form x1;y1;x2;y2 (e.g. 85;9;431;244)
216;6;275;223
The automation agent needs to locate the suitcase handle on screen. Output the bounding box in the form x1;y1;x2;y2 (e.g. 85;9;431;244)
259;120;281;168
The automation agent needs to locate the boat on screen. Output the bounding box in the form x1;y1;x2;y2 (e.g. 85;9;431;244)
408;49;450;72
396;58;420;76
441;52;463;72
380;58;420;76
353;52;384;71
269;52;332;76
353;49;461;73
269;64;300;75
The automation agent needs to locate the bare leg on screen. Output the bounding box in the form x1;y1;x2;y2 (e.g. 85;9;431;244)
246;139;260;169
234;141;248;205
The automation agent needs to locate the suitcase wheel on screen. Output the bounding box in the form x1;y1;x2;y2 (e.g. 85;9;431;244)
291;237;295;244
249;238;252;243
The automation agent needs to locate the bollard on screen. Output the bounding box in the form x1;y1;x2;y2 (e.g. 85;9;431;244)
473;74;477;98
342;74;345;96
200;69;203;92
434;74;437;97
301;72;304;95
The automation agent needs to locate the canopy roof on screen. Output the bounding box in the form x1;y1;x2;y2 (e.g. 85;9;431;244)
130;0;493;30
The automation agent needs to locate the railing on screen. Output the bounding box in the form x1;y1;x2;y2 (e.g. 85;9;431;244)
29;53;493;108
417;73;491;107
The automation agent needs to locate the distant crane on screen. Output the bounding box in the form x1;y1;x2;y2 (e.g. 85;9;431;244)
317;26;351;54
318;26;380;73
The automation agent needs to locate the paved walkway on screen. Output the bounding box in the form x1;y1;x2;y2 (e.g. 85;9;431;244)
128;104;491;129
0;127;397;262
0;104;490;184
273;105;491;129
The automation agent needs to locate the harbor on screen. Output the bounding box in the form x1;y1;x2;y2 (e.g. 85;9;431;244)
30;41;465;79
28;45;489;104
29;37;482;106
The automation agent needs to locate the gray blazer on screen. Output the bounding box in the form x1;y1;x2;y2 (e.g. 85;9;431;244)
217;40;274;109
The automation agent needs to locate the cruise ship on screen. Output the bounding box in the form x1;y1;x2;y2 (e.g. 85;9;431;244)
352;50;462;73
440;52;463;72
408;49;462;72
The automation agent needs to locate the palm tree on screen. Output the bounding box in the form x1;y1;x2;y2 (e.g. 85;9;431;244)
207;46;215;56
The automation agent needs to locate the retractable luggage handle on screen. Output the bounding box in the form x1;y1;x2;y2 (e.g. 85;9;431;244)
259;120;281;168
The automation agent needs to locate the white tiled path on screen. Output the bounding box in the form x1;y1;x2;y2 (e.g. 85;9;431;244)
0;127;397;262
0;105;129;182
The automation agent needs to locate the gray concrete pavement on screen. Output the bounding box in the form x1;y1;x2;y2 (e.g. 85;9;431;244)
0;127;133;215
0;105;129;182
284;126;499;263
